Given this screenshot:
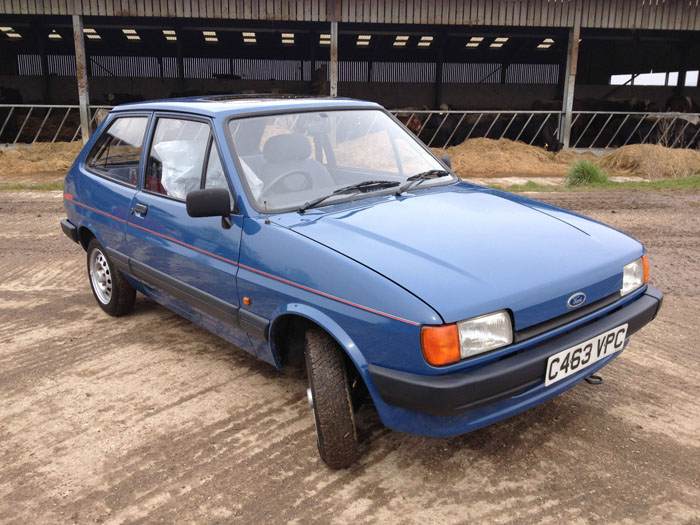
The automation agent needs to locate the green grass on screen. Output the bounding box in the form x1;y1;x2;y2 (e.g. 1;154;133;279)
0;182;64;191
566;160;609;186
489;175;700;193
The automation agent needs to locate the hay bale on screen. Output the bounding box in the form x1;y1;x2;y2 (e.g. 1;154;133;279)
599;144;700;179
433;138;596;177
0;142;83;177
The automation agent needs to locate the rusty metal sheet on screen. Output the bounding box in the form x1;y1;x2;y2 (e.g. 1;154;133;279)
1;0;697;29
689;2;698;31
646;2;656;30
673;0;683;31
661;0;672;31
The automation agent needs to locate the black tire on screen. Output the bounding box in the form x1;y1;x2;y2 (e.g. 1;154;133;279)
86;238;136;317
305;327;358;469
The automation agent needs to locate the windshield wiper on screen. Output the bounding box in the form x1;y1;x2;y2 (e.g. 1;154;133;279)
299;180;400;213
395;169;450;195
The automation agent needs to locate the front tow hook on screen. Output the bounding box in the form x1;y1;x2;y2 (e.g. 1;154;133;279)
585;374;604;385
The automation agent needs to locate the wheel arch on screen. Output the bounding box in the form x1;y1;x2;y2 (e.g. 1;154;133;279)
77;223;97;251
269;304;369;377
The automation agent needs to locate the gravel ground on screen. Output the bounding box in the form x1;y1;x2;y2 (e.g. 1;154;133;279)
0;189;698;524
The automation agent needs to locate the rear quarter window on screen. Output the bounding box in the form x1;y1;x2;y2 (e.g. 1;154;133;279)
86;116;149;187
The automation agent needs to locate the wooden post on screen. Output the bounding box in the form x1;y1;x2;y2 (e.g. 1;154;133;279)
561;3;582;149
72;15;90;144
330;21;338;97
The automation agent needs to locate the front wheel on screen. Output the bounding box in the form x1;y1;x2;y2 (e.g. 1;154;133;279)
304;327;358;469
86;238;136;316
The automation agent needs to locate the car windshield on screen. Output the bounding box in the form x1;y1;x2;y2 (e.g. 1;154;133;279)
227;109;454;213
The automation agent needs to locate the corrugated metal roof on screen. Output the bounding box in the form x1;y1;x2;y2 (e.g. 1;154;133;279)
1;1;698;31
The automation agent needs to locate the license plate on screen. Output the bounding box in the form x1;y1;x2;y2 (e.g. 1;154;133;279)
545;324;628;387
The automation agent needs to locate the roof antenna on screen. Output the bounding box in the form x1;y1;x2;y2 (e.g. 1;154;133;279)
264;200;270;224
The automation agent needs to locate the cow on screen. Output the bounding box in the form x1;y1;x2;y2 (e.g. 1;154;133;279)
394;107;428;134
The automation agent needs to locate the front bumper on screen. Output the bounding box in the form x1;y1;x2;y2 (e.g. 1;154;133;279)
369;286;663;417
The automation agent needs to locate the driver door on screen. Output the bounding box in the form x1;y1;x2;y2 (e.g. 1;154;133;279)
126;114;252;352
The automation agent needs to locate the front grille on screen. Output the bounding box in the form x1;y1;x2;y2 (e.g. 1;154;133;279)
513;292;622;343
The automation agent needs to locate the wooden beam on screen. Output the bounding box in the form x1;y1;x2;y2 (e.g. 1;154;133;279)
561;1;582;149
72;14;90;144
330;20;338;97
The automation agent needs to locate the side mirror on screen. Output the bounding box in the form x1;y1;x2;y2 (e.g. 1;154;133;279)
441;153;452;169
186;188;232;228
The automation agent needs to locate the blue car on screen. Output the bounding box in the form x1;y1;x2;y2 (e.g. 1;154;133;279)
61;96;663;468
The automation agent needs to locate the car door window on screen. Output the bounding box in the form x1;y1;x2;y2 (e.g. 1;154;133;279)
145;118;210;200
86;116;148;186
203;141;230;192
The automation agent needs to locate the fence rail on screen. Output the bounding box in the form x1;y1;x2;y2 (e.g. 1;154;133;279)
389;109;700;151
2;104;699;152
390;109;563;149
0;104;112;144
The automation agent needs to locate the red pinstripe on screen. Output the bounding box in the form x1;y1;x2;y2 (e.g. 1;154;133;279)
127;221;239;266
237;263;419;325
65;194;420;326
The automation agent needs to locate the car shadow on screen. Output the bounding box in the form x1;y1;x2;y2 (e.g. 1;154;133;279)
129;295;596;472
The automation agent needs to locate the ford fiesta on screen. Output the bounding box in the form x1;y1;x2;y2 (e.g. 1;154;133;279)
61;96;663;469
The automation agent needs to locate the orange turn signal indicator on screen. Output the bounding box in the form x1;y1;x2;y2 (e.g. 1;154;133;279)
421;324;460;366
641;254;649;284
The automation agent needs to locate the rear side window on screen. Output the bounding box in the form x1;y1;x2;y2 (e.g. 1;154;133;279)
145;118;210;200
86;116;148;186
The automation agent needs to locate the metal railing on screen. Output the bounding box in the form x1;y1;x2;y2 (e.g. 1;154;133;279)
1;104;698;152
569;111;700;150
390;109;563;149
0;104;112;144
390;109;700;150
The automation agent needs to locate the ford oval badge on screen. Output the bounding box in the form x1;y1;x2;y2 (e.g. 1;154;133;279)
567;292;587;308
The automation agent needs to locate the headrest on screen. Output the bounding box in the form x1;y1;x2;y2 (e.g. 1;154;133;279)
263;134;312;163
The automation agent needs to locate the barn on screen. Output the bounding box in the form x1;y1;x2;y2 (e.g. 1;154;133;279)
1;0;699;149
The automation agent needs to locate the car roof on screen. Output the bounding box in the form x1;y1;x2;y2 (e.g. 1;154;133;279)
110;95;383;118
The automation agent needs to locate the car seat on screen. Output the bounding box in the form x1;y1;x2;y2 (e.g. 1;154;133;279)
258;134;334;194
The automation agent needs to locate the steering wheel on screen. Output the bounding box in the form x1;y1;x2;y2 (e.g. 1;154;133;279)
258;169;314;201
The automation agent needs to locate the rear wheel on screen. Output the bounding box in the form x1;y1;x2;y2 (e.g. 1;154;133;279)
87;238;135;316
304;327;358;469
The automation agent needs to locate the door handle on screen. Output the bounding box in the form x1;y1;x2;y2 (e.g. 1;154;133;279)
130;203;148;216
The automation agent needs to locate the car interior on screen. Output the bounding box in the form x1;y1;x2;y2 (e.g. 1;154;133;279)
86;116;148;186
230;112;416;210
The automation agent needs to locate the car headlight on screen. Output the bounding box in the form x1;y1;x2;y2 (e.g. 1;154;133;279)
421;310;513;366
457;311;513;358
621;255;649;296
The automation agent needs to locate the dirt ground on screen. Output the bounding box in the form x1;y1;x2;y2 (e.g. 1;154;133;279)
0;189;699;524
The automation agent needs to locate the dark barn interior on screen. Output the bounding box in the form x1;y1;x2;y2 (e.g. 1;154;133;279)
1;1;699;148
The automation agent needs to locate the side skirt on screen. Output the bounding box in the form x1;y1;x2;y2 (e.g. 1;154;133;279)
105;247;273;352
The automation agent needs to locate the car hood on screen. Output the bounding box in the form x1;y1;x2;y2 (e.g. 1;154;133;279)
282;184;643;329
